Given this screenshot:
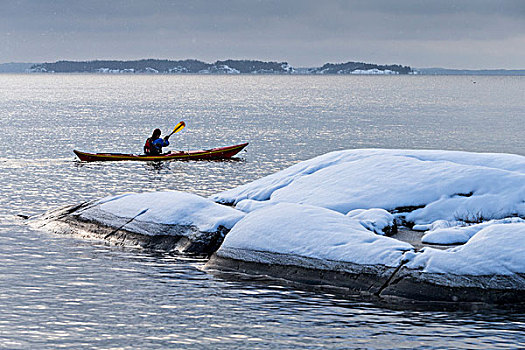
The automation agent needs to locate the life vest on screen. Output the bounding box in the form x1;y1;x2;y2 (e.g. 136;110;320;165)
144;138;156;155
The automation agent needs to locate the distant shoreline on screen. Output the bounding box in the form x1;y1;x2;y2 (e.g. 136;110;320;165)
3;71;525;76
1;60;524;75
24;59;413;75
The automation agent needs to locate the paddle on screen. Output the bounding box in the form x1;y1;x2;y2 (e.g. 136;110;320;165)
167;121;185;138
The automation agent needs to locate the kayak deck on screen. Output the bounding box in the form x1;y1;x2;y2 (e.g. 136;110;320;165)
74;142;248;162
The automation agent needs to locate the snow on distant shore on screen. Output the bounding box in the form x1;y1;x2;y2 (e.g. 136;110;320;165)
350;69;398;75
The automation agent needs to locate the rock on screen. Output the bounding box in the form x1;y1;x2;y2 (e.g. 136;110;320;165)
205;202;412;295
32;191;245;256
378;267;525;304
206;248;525;306
205;203;525;306
206;248;398;295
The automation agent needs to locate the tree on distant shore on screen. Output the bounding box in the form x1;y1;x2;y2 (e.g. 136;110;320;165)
30;59;412;74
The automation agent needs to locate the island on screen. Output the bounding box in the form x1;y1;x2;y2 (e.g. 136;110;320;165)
28;59;413;75
31;148;525;307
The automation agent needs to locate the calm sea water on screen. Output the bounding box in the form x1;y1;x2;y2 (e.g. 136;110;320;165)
1;74;524;349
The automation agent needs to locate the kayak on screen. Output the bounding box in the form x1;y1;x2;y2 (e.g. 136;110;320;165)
74;142;248;162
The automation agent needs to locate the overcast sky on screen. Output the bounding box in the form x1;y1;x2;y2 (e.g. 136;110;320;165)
1;0;524;68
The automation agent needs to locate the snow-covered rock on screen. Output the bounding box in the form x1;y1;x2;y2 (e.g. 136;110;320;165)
409;222;525;275
346;208;396;235
95;68;135;73
207;149;525;304
199;65;240;74
219;203;412;266
207;203;414;294
207;203;525;304
34;191;245;255
420;217;525;245
280;63;295;73
87;191;244;233
379;222;525;303
168;66;190;73
33;148;525;304
211;149;525;225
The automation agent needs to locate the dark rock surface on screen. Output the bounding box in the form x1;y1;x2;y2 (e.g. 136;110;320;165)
32;202;228;257
205;248;397;295
205;248;525;307
380;267;525;304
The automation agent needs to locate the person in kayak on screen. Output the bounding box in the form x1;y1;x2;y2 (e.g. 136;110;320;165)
144;128;170;155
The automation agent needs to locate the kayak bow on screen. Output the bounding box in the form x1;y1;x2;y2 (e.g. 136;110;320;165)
74;142;248;162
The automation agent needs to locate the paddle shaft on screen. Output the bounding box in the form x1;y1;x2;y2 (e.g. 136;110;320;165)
167;121;185;138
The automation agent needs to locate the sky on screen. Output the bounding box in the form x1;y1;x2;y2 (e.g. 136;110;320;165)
1;0;524;69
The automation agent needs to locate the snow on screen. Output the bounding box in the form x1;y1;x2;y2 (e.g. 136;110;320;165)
349;69;398;75
80;191;245;234
217;203;525;277
281;63;294;73
96;68;120;73
421;217;525;245
221;203;413;267
235;199;277;213
169;66;189;73
406;223;525;275
346;208;394;235
211;149;525;225
413;220;460;232
95;68;136;74
199;65;240;74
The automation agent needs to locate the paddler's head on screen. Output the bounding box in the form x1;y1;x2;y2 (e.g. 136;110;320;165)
152;128;161;139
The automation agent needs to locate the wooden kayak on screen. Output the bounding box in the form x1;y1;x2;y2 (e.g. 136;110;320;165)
74;142;248;162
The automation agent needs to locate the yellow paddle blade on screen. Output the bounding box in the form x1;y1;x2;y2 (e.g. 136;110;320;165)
170;121;185;135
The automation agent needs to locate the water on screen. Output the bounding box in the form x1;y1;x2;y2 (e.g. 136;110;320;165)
1;74;524;349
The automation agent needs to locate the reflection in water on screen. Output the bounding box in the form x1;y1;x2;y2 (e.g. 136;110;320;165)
144;160;172;172
142;157;246;173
